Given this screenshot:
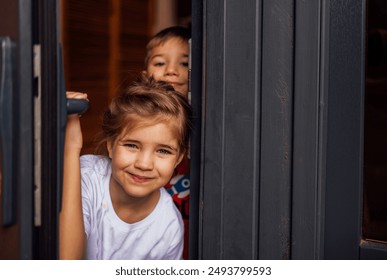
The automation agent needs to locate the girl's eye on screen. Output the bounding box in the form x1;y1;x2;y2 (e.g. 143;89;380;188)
124;143;138;149
181;62;189;67
154;62;165;67
158;149;172;155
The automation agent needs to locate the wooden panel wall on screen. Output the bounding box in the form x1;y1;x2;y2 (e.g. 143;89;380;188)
61;0;150;154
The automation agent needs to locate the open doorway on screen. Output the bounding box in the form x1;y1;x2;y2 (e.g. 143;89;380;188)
59;0;193;259
60;0;191;155
363;0;387;244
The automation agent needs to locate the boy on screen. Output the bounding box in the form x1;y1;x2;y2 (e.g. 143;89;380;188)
144;26;190;96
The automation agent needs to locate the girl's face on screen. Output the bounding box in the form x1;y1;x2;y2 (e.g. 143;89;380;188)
145;38;189;96
107;120;183;202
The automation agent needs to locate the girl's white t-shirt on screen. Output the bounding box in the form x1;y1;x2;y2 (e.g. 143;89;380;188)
80;155;184;260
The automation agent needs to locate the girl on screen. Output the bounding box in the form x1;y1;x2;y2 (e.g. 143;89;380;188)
59;75;192;259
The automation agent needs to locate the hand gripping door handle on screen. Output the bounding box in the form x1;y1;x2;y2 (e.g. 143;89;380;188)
0;37;15;227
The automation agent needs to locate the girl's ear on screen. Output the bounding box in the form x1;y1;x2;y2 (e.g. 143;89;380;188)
175;153;184;168
107;139;113;158
142;70;148;76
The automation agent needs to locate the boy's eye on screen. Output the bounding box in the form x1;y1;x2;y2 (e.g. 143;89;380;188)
181;62;189;67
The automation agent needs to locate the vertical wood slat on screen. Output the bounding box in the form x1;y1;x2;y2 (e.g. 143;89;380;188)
17;0;34;260
190;0;204;260
109;0;121;101
259;0;294;259
201;0;225;259
39;0;61;259
202;0;262;259
323;0;364;259
222;0;261;260
119;0;149;90
292;0;322;259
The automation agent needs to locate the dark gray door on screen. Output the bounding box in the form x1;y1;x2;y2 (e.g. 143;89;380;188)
0;0;64;259
193;0;386;259
0;0;34;259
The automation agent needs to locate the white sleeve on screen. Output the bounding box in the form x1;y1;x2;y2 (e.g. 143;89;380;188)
163;217;184;260
80;156;96;237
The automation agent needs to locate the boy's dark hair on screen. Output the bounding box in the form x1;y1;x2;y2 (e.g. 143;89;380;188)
144;26;191;68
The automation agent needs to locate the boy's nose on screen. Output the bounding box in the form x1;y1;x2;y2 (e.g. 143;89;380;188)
165;64;178;76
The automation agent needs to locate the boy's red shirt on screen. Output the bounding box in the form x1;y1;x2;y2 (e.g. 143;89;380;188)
164;157;190;259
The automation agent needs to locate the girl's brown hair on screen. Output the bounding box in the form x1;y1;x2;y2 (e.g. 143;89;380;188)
96;75;192;156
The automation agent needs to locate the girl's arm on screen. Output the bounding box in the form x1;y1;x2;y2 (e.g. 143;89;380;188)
59;92;88;259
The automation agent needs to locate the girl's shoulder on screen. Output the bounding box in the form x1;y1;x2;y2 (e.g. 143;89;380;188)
158;188;184;225
80;154;111;177
80;155;111;203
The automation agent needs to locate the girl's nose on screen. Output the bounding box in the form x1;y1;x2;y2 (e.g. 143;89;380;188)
134;151;154;170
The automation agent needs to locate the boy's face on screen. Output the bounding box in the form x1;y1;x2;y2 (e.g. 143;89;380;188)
145;38;189;96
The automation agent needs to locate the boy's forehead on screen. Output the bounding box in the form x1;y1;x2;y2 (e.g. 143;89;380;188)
148;45;189;62
152;37;188;51
145;37;188;67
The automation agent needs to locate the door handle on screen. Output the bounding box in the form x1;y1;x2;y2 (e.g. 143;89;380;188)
66;98;89;115
0;37;15;227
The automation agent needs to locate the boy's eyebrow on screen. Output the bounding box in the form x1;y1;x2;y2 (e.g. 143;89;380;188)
149;54;164;60
150;53;189;60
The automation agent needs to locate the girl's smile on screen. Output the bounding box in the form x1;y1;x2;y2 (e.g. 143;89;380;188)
128;172;154;184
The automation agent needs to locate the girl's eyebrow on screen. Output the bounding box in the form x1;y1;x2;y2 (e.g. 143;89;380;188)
119;138;139;143
120;138;179;152
159;144;179;152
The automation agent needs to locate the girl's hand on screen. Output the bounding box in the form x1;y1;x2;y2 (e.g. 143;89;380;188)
65;91;88;151
66;91;88;106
